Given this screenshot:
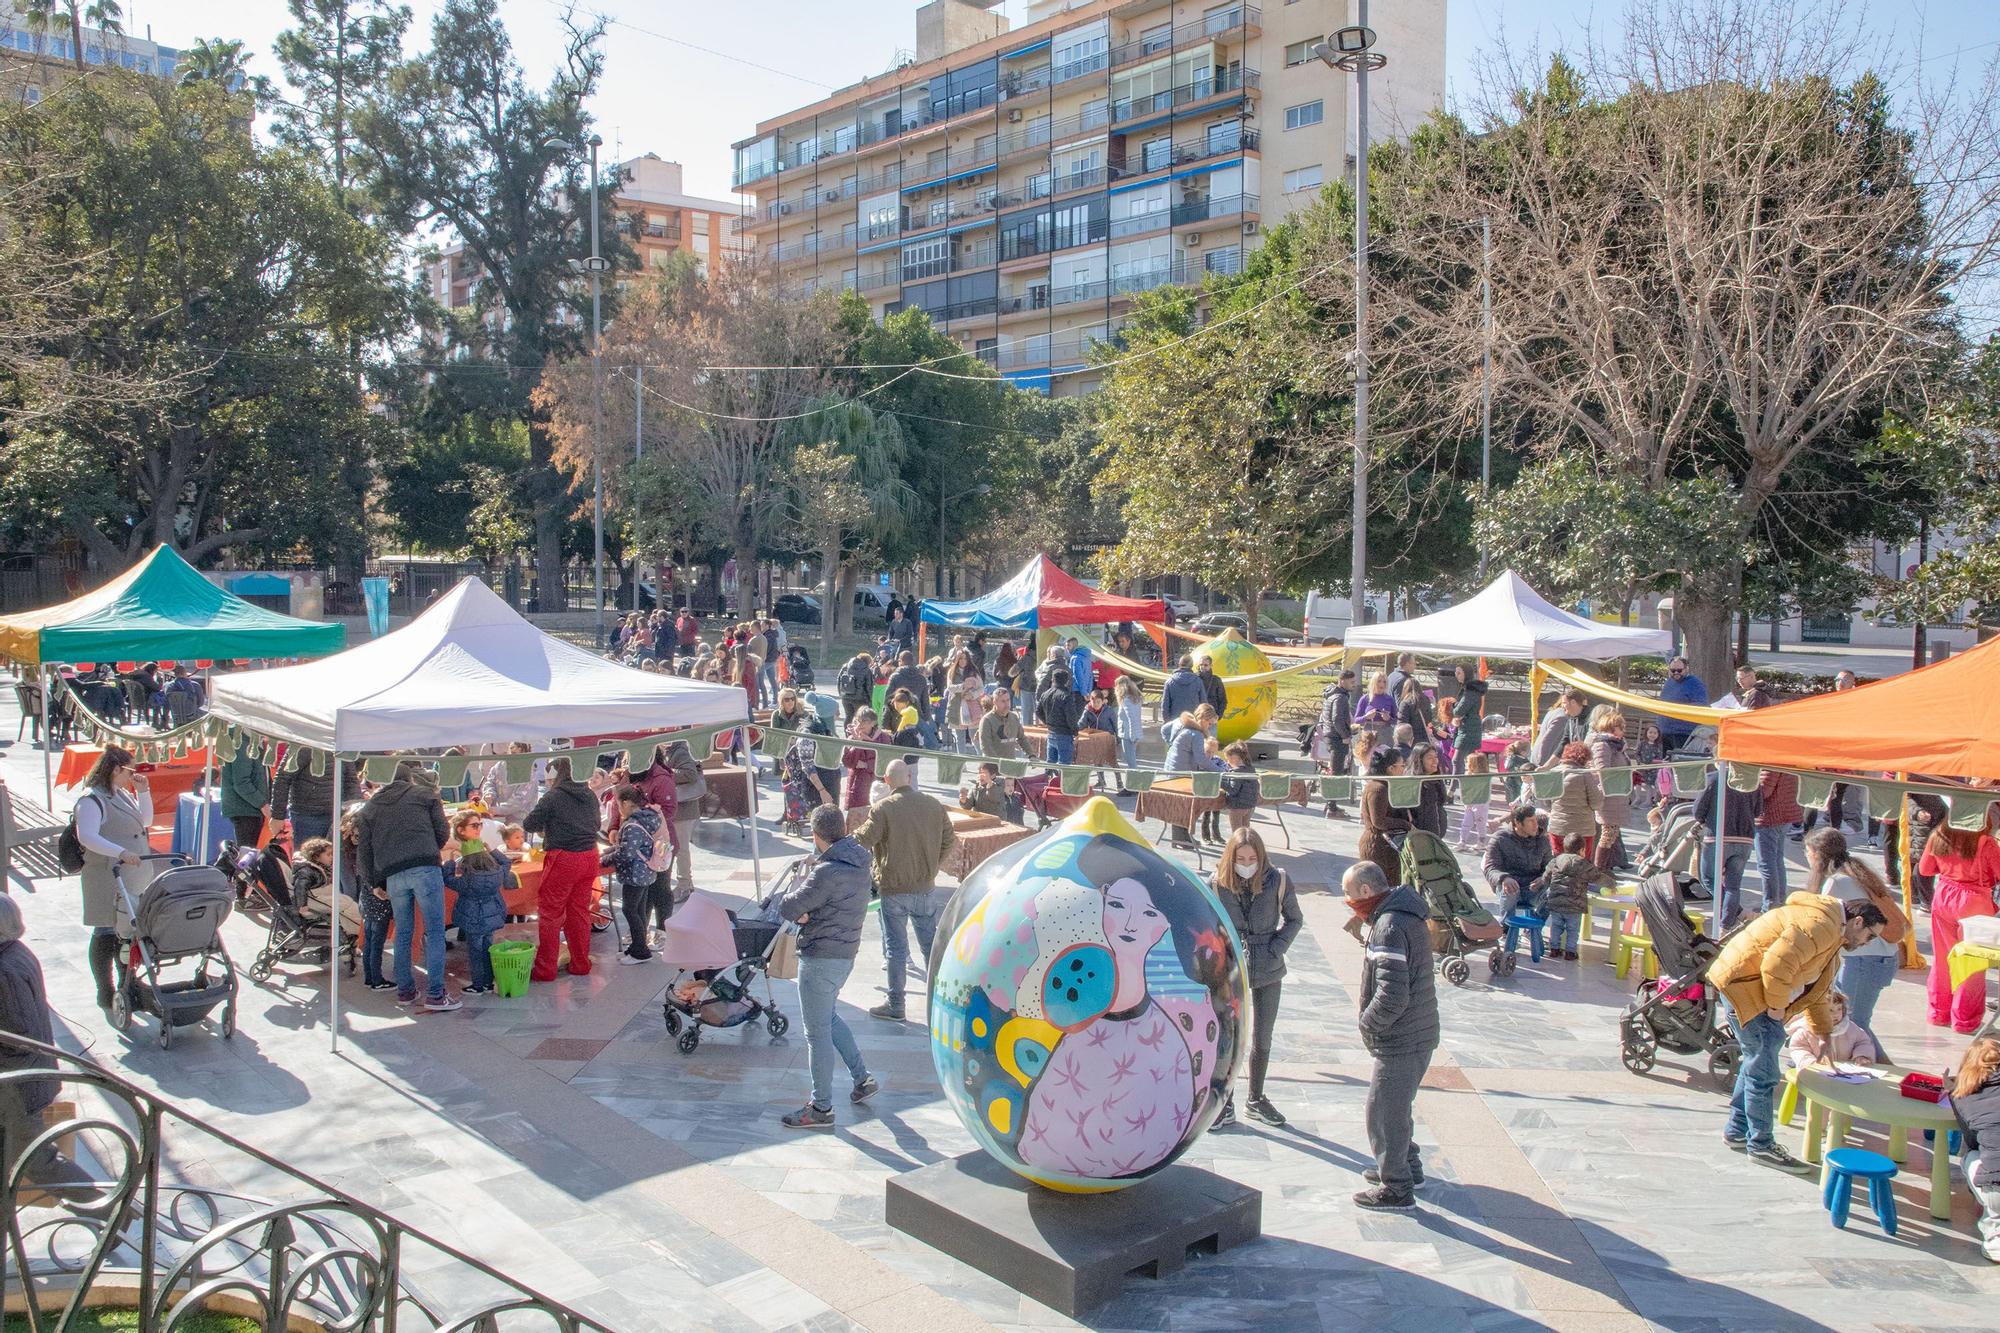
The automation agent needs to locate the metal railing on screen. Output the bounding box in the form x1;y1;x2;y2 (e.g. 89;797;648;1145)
1111;67;1258;123
1109;192;1262;239
1109;126;1258;181
1049;258;1194;307
0;1038;614;1332
1107;6;1260;70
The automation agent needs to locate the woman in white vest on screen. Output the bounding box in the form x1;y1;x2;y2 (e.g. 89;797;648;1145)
73;744;151;1011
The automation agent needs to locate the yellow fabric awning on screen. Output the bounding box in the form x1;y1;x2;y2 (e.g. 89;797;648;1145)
1538;659;1734;727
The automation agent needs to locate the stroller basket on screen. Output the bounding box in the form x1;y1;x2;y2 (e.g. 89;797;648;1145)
732;920;781;960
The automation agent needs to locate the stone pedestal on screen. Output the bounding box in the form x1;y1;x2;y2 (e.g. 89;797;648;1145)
885;1151;1261;1316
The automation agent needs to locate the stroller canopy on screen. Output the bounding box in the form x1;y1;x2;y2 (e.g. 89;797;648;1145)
654;891;742;972
1636;872;1706;978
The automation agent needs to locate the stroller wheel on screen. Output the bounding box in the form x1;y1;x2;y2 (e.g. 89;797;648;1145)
663;1008;682;1036
1441;957;1472;987
158;1023;172;1051
677;1028;700;1055
221;1005;236;1040
248;956;274;984
1488;949;1516;978
1621;1036;1657;1074
109;987;133;1033
767;1011;790;1038
1707;1046;1740;1090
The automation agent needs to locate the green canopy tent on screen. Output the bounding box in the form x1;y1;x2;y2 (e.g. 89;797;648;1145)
0;545;345;800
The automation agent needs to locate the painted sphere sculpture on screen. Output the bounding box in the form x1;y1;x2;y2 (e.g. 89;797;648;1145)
926;798;1248;1193
1196;628;1277;744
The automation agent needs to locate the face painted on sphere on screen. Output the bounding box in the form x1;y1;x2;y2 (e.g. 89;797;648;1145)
1100;876;1167;1009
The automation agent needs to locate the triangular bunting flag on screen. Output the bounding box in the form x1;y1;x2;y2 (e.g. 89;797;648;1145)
1672;762;1711;796
1795;774;1834;811
1320;776;1353;803
1459;773;1493;806
1258;772;1293;801
1601;768;1633;798
935;755;967;786
1189;772;1223;800
1726;763;1760;793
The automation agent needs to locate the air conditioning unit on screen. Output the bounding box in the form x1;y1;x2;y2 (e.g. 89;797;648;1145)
1008;109;1023;123
1243;220;1259;235
823;191;840;203
778;203;793;215
1183;233;1202;246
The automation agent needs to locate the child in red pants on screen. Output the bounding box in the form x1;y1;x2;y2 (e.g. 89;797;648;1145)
1919;827;2000;1032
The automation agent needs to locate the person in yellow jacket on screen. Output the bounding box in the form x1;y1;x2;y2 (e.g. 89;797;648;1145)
1706;893;1888;1170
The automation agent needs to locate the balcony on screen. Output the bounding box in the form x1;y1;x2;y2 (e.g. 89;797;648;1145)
978;322;1122;370
1002;102;1112;159
1000;216;1111;264
1111;67;1259;124
1049;257;1194;307
898;240;1001;283
1108;6;1260;70
1109;192;1261;239
903;198;998;234
902;137;1002;192
1108;126;1259;183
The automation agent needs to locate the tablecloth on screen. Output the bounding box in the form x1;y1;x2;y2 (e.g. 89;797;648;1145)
1134;777;1222;831
940;814;1034;882
699;760;754;819
56;743;210;792
1021;726;1118;767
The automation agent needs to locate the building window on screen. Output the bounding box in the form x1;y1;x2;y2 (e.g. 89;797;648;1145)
1205;246;1242;275
1284;38;1321;67
1285;100;1324;131
1283;165;1323;194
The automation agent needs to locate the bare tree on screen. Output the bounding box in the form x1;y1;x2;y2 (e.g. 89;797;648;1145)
1368;0;2000;686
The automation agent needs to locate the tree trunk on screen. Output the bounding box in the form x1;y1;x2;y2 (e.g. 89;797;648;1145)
1678;594;1733;705
1735;608;1751;667
526;416;565;612
819;539;839;663
836;564;861;640
1243;583;1261;638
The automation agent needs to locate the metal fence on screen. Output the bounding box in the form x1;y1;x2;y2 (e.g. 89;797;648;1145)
1;1037;616;1331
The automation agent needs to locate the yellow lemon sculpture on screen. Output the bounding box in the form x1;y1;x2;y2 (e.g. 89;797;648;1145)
1195;628;1276;744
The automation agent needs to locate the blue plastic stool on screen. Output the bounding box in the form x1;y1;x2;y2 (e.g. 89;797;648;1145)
1502;912;1547;962
1822;1147;1898;1236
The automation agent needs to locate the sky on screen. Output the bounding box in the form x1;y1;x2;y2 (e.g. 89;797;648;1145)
147;0;2000;203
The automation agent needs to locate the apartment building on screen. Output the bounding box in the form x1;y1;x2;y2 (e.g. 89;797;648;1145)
732;0;1445;394
0;15;185;105
428;153;747;321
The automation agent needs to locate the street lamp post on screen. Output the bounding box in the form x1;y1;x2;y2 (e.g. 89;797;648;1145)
1315;12;1385;628
549;134;610;645
938;481;990;599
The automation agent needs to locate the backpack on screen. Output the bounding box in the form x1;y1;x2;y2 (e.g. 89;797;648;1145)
57;793;102;874
643;809;671;874
838;658;872;699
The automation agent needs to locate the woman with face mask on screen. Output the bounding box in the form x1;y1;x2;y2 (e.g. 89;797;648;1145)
1209;829;1303;1129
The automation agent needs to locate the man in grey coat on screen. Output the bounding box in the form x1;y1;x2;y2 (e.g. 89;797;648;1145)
1345;860;1440;1210
778;805;878;1128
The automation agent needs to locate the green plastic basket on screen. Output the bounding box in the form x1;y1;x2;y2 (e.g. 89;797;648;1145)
490;940;537;998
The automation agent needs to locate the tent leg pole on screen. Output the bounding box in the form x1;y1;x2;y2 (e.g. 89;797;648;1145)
744;709;763;899
330;760;344;1055
40;666;52;807
196;746;214;864
1712;761;1727;936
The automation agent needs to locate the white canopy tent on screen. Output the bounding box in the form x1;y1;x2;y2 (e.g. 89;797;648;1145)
209;577;759;1047
1341;570;1672;661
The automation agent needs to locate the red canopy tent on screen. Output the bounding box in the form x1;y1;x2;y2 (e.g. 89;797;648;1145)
917;556;1168;654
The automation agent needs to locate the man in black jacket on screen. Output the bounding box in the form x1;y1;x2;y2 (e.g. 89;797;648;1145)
1035;668;1085;765
271;750;360;846
1317;669;1357;817
1344;860;1439;1210
355;760;458;1011
779;805;878;1128
837;653;876;725
1482;804;1553;916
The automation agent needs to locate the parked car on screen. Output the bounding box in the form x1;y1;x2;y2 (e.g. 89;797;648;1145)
774;593;822;625
1160;595;1199;622
1302;590;1394;644
1189;611;1303;646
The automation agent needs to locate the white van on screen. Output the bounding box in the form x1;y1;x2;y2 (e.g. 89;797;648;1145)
853;586;898;623
1302;590;1391;645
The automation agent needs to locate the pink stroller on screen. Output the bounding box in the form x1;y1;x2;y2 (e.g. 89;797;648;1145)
659;887;792;1054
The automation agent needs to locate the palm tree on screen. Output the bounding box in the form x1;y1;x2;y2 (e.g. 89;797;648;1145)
176;36;250;88
782;399;922;655
20;0;123;72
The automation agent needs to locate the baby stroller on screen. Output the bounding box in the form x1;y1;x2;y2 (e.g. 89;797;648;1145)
109;855;238;1050
237;845;358;983
1635;800;1704;879
784;643;815;690
1618;871;1740;1087
659;884;792;1054
1014;770;1056;827
1401;829;1505;986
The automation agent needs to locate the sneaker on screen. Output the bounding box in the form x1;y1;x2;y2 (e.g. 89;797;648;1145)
782;1104;835;1130
618;952;655;966
1563;950;1580;961
365;980;396;992
851;1075;880;1104
396;990;418;1005
1211;1098;1237;1129
1747;1142;1810;1173
423;995;463;1013
462;983;494;995
1352;1185;1417;1211
1246;1096;1287;1128
1723;1134;1748;1152
868;1002;906;1022
1363;1164;1426;1187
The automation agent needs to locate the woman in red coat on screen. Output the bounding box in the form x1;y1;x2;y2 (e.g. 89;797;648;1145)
842;707;891;809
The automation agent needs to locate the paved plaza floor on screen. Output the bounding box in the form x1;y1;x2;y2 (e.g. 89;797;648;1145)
3;698;1996;1331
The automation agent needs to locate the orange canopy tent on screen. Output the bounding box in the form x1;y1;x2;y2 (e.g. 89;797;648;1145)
1716;634;2000;781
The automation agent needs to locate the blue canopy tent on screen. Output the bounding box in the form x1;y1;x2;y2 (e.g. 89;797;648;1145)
918;555;1168;634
